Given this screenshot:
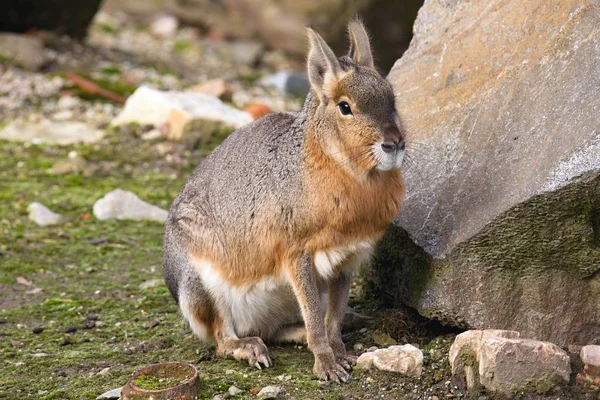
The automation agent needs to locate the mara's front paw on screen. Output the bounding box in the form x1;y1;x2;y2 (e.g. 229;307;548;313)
336;354;358;371
330;340;357;371
226;337;272;369
313;352;350;383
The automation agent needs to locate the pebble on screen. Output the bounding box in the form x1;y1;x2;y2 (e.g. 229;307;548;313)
83;320;96;329
86;313;99;320
150;15;179;38
65;326;77;333
276;374;291;382
32;327;44;334
0;33;45;70
145;320;160;329
581;345;600;367
93;189;168;222
27;202;64;227
228;386;242;396
96;387;122;399
353;343;365;352
257;386;285;399
139;279;164;290
60;338;72;346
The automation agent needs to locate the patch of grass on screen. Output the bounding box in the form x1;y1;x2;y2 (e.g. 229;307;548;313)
172;41;192;53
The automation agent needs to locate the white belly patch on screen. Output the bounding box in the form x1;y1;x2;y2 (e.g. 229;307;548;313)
314;240;375;281
191;258;300;338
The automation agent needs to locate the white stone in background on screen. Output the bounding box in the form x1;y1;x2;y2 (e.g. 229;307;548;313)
96;387;122;400
0;33;45;70
93;189;168;222
259;70;310;96
149;15;179;38
57;95;80;110
27;203;64;227
0;120;104;145
479;337;571;394
256;386;285;399
111;86;252;138
581;345;600;367
356;344;423;377
228;386;242;396
139;279;165;290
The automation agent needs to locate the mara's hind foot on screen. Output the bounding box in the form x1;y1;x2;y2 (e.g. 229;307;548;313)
218;337;272;369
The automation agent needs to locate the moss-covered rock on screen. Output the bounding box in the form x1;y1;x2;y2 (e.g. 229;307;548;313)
382;0;600;346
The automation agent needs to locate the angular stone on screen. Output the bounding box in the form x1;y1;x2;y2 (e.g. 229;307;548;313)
228;386;242;396
96;387;122;399
449;330;520;375
93;189;168;222
479;337;570;394
376;0;600;346
581;345;600;367
27;202;64;227
356;344;423;377
0;121;104;145
111;86;252;140
149;15;178;38
0;33;45;70
188;79;232;101
256;385;285;399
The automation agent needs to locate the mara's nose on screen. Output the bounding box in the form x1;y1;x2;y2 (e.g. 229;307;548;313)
382;121;405;153
381;139;406;153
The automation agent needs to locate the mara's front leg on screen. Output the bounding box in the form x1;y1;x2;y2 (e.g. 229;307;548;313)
289;252;350;383
325;269;356;370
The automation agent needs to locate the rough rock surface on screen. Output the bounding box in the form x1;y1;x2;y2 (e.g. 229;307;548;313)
27;203;65;227
111;86;252;140
93;189;168;222
377;0;600;346
449;330;520;375
450;331;571;394
356;344;423;377
479;337;571;394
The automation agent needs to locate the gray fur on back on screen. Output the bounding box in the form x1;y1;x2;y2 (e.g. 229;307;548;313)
163;93;315;300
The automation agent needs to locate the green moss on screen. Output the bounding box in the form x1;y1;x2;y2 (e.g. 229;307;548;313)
172;41;192;52
369;225;434;308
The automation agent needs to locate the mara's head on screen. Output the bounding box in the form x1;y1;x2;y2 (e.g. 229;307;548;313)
305;19;405;174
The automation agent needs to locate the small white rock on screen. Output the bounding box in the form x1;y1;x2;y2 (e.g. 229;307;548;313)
139;279;165;290
93;189;168;222
150;15;179;38
581;345;600;367
96;387;122;399
111;86;252;140
257;386;285;399
27;202;64;227
356;344;423;377
228;386;242;396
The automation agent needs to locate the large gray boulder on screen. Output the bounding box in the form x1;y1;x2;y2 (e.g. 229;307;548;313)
377;0;600;346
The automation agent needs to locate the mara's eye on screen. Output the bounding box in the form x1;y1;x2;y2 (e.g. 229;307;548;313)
338;101;353;116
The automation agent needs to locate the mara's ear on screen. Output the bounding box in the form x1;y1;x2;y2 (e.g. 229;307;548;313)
347;18;374;68
306;26;341;98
